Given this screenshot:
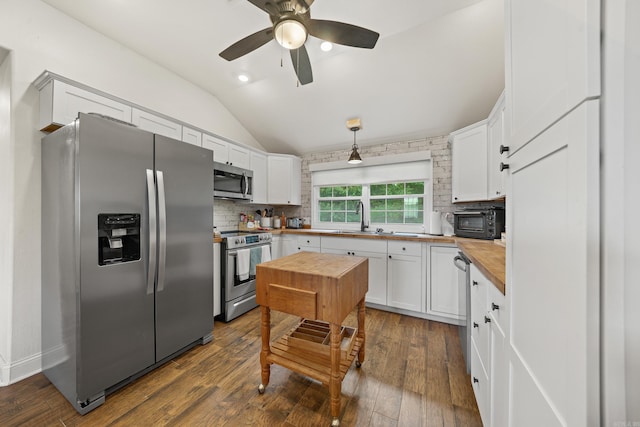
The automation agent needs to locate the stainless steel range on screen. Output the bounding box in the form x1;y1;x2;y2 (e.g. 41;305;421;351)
217;231;272;322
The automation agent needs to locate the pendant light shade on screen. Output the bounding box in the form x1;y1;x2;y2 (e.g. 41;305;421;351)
347;119;363;164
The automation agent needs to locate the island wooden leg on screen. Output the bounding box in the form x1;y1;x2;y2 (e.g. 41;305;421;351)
258;306;271;394
357;297;366;366
329;322;342;426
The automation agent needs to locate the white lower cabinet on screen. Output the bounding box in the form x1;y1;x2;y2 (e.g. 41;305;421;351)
270;236;282;260
321;237;387;305
387;241;423;312
295;235;321;253
427;244;465;322
470;263;508;427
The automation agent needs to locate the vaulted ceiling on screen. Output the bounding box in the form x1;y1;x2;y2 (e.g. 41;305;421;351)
40;0;504;155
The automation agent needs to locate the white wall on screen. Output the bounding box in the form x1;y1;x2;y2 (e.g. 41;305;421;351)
0;0;263;385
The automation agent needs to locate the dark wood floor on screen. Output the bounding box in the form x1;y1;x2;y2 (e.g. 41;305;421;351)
0;308;481;426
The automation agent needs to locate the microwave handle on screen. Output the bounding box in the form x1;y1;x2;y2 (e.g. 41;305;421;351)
241;172;247;198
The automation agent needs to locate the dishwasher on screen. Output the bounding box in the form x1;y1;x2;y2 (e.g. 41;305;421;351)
454;251;471;373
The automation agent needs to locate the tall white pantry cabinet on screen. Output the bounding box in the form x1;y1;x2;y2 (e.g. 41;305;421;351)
504;0;600;426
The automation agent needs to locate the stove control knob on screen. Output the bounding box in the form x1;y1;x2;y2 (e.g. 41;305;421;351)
235;238;241;244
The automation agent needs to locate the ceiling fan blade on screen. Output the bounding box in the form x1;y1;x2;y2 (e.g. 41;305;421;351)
307;19;379;49
290;45;313;85
246;0;279;16
219;28;273;61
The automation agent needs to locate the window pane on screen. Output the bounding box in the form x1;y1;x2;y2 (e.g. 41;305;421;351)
371;211;386;223
405;211;424;224
387;183;404;195
387;212;404;223
332;212;345;222
319;201;332;211
347;213;360;223
348;186;362;197
406;182;424;194
333;186;347;197
319;187;332;198
332;200;346;211
347;200;360;211
387;198;404;210
319;212;332;222
403;197;422;211
371;184;386;196
370;199;386;211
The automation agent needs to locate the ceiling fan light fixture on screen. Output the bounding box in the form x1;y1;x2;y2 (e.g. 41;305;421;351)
274;19;307;50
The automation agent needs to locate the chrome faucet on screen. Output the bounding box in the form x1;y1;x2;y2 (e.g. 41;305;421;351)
355;200;368;232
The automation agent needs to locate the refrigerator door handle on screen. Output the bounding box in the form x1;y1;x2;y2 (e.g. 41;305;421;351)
156;170;167;292
146;169;157;295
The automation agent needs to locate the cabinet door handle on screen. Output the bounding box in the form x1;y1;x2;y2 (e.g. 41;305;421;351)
472;280;478;286
499;144;510;154
454;196;458;201
473;377;479;384
402;247;406;251
492;303;500;311
500;162;510;171
388;255;392;259
484;316;491;324
473;322;479;329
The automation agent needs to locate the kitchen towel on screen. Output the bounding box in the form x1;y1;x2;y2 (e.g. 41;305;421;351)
236;249;250;281
249;247;262;277
261;245;271;263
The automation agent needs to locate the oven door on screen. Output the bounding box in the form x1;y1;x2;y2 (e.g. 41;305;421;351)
224;245;268;302
454;212;489;239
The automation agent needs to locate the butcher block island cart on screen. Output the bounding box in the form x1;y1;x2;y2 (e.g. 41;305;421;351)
256;252;368;427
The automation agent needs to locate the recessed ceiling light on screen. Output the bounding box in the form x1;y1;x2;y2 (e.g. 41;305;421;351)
320;41;333;52
238;74;249;82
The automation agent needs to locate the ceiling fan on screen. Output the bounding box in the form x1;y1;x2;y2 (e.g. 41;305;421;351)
219;0;380;85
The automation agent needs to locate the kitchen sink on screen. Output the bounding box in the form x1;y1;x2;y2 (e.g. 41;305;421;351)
327;230;421;237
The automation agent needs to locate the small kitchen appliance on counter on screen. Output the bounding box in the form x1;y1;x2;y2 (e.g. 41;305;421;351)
453;207;505;240
287;217;303;229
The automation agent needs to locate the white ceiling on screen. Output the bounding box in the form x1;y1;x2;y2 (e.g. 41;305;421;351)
40;0;504;155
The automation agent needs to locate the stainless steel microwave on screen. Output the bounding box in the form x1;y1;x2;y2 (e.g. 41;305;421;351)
453;207;505;240
213;162;253;201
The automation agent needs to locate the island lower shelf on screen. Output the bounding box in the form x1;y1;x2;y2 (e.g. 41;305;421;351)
268;324;363;386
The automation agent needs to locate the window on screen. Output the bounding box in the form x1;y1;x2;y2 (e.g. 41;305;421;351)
316;180;428;229
310;155;432;231
318;185;362;223
370;181;425;224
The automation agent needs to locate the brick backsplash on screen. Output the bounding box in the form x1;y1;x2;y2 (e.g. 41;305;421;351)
214;134;501;231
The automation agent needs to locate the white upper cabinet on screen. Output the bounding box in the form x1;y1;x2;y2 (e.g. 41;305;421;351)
203;133;250;169
487;92;507;199
131;108;182;140
505;0;600;153
181;126;202;146
37;78;132;132
267;154;302;205
451;121;488;203
250;151;268;205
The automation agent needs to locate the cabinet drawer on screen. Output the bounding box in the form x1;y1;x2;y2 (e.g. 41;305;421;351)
387;240;422;257
321;237;386;253
296;235;321;248
470;340;490;426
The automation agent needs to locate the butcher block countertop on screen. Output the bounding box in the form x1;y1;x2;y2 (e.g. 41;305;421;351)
214;228;506;294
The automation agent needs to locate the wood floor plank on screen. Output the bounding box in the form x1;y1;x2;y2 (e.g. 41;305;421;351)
0;307;481;427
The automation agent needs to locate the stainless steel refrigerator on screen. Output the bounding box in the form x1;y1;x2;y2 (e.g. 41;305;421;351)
41;113;214;414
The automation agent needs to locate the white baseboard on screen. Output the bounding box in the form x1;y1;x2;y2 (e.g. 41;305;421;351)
0;352;42;386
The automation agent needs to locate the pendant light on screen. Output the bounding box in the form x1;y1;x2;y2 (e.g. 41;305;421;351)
347;118;363;164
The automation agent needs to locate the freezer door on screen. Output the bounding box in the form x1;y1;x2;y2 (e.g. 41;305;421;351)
77;114;156;400
154;135;214;361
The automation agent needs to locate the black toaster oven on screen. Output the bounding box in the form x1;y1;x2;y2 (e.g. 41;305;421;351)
453;207;505;240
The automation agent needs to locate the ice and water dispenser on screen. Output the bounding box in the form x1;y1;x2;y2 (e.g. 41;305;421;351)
98;214;141;265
